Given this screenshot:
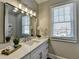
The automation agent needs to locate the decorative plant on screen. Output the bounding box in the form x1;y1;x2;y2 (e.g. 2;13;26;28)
6;36;11;42
13;36;20;48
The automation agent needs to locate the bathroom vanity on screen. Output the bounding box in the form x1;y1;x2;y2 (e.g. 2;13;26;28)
0;38;48;59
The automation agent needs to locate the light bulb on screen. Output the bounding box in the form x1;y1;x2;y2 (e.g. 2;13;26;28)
21;11;24;13
13;8;18;12
30;10;33;15
33;12;36;16
19;4;22;9
25;8;28;12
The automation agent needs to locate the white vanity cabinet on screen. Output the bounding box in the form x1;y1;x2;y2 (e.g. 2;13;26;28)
22;41;48;59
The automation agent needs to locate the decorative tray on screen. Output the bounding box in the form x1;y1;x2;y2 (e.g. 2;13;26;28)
1;45;21;55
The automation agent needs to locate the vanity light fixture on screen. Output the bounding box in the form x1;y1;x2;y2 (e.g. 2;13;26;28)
13;8;18;12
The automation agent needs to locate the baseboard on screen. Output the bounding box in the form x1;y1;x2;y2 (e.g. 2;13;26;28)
48;53;68;59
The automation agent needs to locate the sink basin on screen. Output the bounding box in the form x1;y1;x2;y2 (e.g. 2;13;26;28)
25;40;40;46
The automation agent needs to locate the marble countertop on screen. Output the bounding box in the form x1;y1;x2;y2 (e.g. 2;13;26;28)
0;38;48;59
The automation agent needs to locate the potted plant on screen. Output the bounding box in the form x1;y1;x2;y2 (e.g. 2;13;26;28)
13;36;20;48
6;36;11;42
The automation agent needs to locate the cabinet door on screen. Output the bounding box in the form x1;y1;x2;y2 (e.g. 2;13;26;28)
42;48;48;59
42;44;48;59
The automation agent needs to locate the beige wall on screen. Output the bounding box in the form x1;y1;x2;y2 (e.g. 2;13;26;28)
38;0;79;59
21;0;38;11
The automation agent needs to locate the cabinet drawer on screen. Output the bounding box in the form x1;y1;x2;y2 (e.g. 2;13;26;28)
21;54;30;59
39;41;48;50
31;48;39;56
31;41;48;55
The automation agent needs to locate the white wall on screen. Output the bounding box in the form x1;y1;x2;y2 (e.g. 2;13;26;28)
38;0;79;59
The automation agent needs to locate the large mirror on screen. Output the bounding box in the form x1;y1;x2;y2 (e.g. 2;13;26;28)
4;3;35;42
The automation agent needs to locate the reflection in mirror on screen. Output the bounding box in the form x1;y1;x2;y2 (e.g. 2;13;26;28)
31;16;37;36
21;13;31;37
5;3;21;42
4;3;31;42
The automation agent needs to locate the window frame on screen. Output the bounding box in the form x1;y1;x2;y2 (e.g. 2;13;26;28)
50;2;77;43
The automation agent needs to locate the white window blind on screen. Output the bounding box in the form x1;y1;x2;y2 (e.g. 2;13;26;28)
51;3;77;41
22;15;30;35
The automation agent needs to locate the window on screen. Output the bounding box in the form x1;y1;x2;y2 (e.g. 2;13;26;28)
51;3;77;41
22;15;30;35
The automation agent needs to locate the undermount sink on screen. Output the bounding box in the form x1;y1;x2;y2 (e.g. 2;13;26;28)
25;40;40;46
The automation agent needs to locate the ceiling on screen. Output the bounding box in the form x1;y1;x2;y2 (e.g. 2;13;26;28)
35;0;48;4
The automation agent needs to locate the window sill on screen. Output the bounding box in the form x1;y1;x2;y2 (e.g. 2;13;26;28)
50;38;77;43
